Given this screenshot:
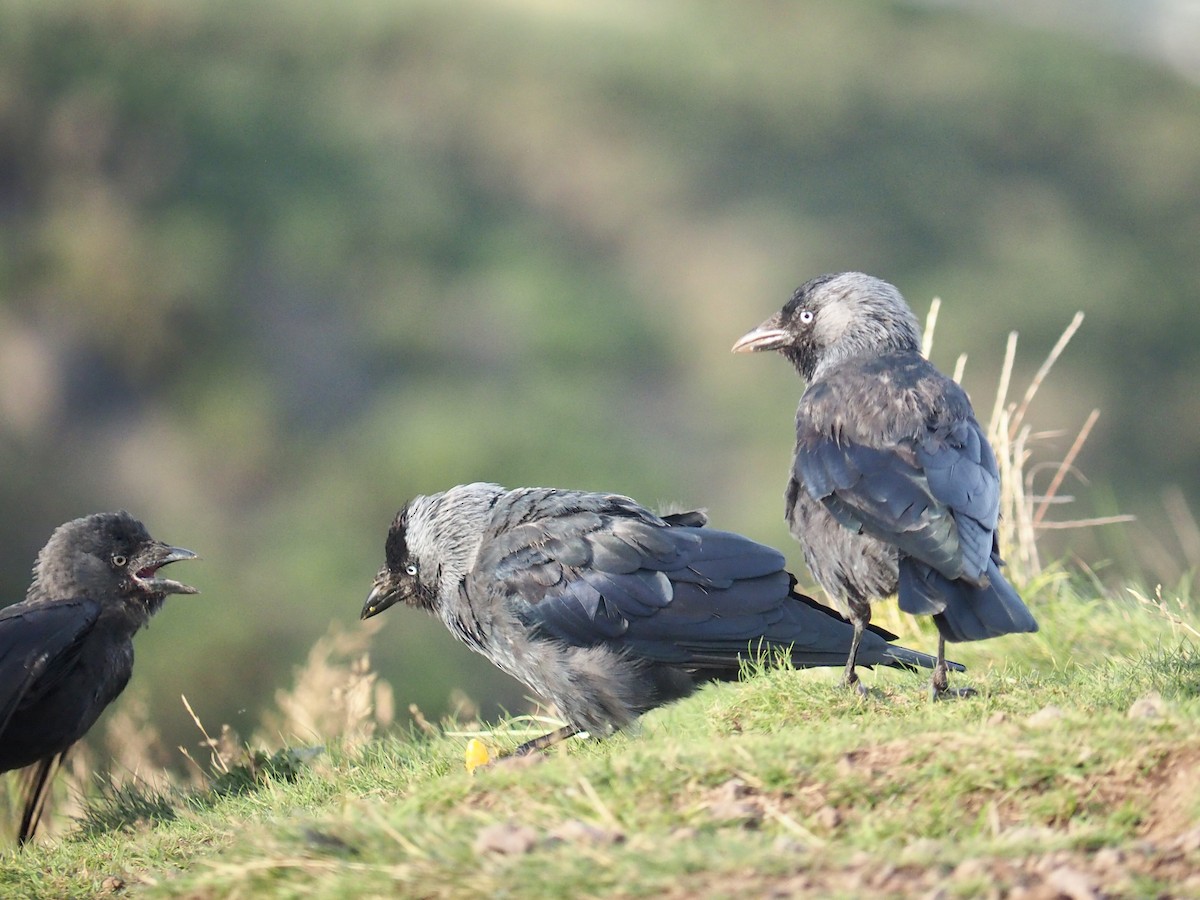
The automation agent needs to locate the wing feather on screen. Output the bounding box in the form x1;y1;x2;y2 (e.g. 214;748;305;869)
0;599;101;741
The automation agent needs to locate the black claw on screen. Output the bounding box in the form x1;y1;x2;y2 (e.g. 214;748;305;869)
841;670;870;699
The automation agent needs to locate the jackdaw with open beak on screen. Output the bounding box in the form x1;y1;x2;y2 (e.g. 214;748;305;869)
362;483;958;754
733;272;1036;697
0;511;198;844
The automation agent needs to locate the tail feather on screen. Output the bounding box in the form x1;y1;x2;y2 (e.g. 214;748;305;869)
900;557;1037;643
18;751;66;845
857;640;965;673
776;588;964;673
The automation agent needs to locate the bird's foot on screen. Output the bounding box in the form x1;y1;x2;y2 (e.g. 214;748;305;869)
929;681;979;702
508;724;581;757
841;673;870;699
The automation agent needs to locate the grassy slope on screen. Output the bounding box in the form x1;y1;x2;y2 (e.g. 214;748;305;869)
2;580;1199;898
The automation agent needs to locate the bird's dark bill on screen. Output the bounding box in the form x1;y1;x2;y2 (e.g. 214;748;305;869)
361;575;400;620
732;322;791;353
132;544;199;595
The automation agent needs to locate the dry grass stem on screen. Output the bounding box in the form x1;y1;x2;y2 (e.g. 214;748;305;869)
989;330;1019;437
1010;311;1085;439
761;797;827;847
1031;408;1100;529
921;297;940;360
1034;517;1139;530
408;703;438;736
578;776;622;830
1162;486;1200;568
444;714;569;740
181;693;230;775
952;352;968;384
1128;585;1200;640
363;804;428;857
1011;422;1037;575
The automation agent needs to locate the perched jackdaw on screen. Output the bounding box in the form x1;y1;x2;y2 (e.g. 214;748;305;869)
733;272;1037;696
0;512;198;844
362;483;959;753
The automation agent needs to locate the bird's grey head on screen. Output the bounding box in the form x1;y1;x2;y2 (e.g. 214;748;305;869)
361;483;505;621
28;511;199;621
732;272;922;381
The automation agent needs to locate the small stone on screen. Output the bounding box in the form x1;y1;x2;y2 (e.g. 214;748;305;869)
303;828;354;853
715;777;754;799
869;863;898;887
706;778;764;826
709;799;762;825
547;819;624;846
903;838;942;862
1046;866;1099;900
1127;691;1167;720
473;821;539;855
848;850;873;869
1002;825;1054;845
771;835;808;855
1129;839;1159;857
953;857;989;881
1174;825;1200;853
1026;705;1064;728
815;805;842;830
99;877;125;894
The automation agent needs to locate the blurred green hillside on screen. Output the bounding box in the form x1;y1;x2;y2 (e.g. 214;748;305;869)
1;0;1198;760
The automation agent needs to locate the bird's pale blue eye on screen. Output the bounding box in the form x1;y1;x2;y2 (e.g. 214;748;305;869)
405;564;418;577
800;310;814;324
111;555;127;568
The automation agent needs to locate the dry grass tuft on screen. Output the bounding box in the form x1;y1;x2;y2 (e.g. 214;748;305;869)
922;302;1133;583
1127;584;1200;641
255;620;395;753
103;689;175;793
179;693;243;780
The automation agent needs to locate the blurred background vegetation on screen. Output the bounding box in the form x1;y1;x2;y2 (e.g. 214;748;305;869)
1;0;1198;764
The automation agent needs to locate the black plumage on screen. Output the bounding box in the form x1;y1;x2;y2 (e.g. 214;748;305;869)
0;511;198;844
362;483;960;753
733;272;1036;695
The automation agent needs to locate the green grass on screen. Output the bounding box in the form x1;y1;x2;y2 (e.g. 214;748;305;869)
3;579;1200;898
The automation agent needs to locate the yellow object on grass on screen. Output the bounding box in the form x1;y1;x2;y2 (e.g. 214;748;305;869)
464;738;491;772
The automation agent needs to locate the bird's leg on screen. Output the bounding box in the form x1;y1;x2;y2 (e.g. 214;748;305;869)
841;606;869;698
510;724;581;757
18;751;66;846
930;635;976;701
931;634;949;694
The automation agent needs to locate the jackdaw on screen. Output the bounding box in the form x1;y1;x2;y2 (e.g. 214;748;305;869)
361;483;959;754
733;272;1037;697
0;511;198;844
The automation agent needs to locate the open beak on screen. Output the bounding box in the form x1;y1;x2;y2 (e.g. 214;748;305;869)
132;542;199;595
732;314;791;353
361;570;400;620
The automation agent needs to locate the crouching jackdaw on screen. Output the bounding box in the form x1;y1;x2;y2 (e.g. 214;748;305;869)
361;483;959;754
733;272;1037;697
0;511;198;844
